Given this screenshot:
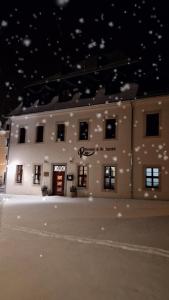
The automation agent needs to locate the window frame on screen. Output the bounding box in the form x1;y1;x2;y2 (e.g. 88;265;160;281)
79;120;89;141
144;166;161;190
144;111;161;138
36;125;44;143
77;165;88;188
33;165;41;185
15;165;23;184
103;165;116;191
104;118;117;139
56;123;65;142
18;127;26;144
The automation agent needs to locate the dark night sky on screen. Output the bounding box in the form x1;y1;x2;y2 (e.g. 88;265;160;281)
0;0;168;119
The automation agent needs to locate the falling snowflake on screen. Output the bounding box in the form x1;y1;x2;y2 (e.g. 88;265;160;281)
1;20;8;27
23;38;31;47
120;83;130;92
144;192;149;198
56;0;69;6
108;21;114;27
79;18;84;23
88;196;93;202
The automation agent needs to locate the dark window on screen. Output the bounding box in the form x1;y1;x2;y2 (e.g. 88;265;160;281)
146;113;159;136
78;166;87;187
104;166;116;190
16;165;23;183
6;124;10;131
36;126;44;142
145;167;160;189
33;165;41;184
79;121;88;140
18;127;26;143
56;124;65;141
105;119;116;139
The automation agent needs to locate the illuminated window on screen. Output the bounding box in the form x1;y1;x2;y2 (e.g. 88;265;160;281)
145;167;160;188
146;113;159;136
79;121;88;140
16;165;23;183
33;165;41;184
104;166;116;190
78;166;87;187
36;126;44;142
105;119;116;139
56;124;65;141
18;127;26;143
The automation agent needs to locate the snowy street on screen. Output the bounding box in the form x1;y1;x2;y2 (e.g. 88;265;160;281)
0;195;169;300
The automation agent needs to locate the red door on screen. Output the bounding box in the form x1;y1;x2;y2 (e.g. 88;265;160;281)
53;166;65;196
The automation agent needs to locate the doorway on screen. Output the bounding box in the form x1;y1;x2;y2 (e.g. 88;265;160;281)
53;165;66;196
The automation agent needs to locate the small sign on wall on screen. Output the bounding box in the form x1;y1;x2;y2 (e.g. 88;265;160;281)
67;174;74;181
44;172;49;177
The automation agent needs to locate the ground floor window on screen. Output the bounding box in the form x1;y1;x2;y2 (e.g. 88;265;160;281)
16;165;23;183
33;165;41;184
78;165;87;187
145;167;160;189
104;166;116;190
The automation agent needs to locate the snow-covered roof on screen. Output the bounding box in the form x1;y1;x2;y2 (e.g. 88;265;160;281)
10;83;138;116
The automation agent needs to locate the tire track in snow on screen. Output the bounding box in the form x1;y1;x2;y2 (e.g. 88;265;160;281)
4;224;169;259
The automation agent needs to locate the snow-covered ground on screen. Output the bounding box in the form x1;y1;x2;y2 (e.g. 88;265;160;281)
0;194;169;300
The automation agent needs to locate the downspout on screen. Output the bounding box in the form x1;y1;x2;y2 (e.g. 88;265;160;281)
130;101;134;199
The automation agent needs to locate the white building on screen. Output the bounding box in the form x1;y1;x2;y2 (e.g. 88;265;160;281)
6;86;169;200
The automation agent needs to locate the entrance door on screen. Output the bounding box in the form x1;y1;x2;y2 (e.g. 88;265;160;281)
53;165;66;196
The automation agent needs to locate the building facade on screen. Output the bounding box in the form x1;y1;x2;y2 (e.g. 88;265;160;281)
6;94;169;200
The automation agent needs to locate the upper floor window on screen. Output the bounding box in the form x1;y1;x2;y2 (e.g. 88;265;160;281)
146;113;159;136
104;166;116;190
79;121;88;140
36;125;44;143
33;165;41;184
56;124;65;141
145;167;160;189
78;165;87;187
16;165;23;183
105;119;116;139
18;127;26;143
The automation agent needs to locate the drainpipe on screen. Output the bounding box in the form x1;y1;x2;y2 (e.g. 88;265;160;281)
130;101;134;199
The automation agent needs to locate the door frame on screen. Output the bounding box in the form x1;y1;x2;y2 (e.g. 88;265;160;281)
52;163;67;196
